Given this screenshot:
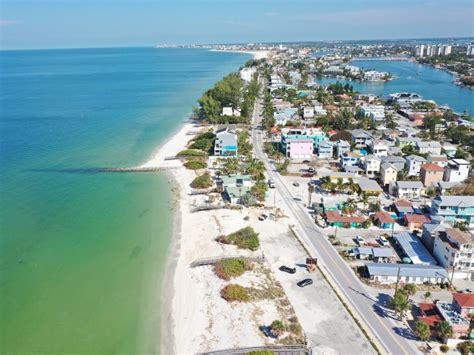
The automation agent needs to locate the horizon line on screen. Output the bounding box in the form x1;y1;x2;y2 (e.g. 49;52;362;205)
1;35;473;52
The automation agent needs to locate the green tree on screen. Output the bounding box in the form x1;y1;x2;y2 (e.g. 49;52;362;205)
251;181;268;202
436;320;454;342
361;192;369;212
413;320;431;341
270;320;286;337
402;284;417;299
389;289;412;320
246;159;266;181
222;158;241;175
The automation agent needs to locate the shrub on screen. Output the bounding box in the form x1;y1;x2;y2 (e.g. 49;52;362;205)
246;351;275;355
214;258;251;280
270;320;286;337
220;284;250;302
184;159;207;170
190;172;213;189
218;226;260;251
176;149;208;158
440;345;449;353
457;341;474;355
188;132;216;152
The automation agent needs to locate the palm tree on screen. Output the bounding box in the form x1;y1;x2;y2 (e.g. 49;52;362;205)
361;192;370;212
336;178;344;193
413;320;431;341
343;198;357;215
402;284;417;299
389;289;412;320
246;159;265;181
308;184;315;206
436;320;454;343
344;177;360;195
320;176;331;192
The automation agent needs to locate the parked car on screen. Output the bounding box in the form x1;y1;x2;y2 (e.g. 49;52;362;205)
268;213;276;221
307;167;315;173
297;278;313;287
268;179;275;188
301;173;314;178
378;236;390;247
302;160;311;164
279;265;296;274
355;235;365;245
293;182;300;187
258;214;268;221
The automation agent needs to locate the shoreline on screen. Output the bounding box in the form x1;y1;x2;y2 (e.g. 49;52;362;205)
209;49;269;60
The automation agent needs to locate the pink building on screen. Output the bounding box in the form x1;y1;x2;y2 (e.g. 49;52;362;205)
286;138;314;159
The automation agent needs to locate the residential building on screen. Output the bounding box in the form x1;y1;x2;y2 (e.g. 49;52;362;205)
387;92;423;108
313;104;327;116
393;181;424;199
416;141;442;155
361;105;385;122
433;228;473;280
427;154;448;168
372;212;395;229
240;67;256;83
364;70;388;81
420;163;445;187
222;107;241;117
444;159;470;183
421;222;447;253
284;138;314;160
366;263;448;285
382;156;406;171
453;293;474;317
393;199;415;218
393;232;438;265
280;128;327;153
443;144;457;158
351;129;373;149
357;178;383;196
303;106;314;119
353;247;394;263
431;195;474;228
325;210;366;229
335;140;351;157
363;155;381;178
214;127;238;156
344;165;364;177
340;151;360;168
418;301;470;339
405;155;427;176
369;140;389;158
380;162;398;186
318;141;334;159
405;214;431;232
221;175;253;204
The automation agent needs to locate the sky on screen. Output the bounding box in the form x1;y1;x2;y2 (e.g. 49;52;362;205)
1;0;473;49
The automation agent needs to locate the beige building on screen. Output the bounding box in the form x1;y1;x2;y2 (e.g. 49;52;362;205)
380;162;398;186
420;163;444;186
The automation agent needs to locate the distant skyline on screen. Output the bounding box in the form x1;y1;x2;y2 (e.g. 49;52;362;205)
1;0;473;50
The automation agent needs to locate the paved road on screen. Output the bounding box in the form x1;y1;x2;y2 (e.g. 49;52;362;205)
251;97;418;355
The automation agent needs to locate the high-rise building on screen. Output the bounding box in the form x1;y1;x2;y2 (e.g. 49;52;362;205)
415;45;425;57
467;44;474;56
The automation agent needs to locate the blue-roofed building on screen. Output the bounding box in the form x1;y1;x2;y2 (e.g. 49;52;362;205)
280;128;328;154
393;232;438;265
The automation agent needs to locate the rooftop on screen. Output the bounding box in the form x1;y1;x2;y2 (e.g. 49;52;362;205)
396;181;424;189
421;163;444;172
325;210;366;223
394;232;438;265
445;228;473;245
453;293;474;308
374;211;395;224
366;263;448;278
432;195;474;207
405;214;431;224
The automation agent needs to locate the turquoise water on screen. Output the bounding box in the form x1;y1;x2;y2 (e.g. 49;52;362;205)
317;60;474;114
0;47;250;354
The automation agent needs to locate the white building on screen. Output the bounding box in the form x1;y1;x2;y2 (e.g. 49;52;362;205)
303;106;314;119
444;159;470;183
222;107;241;117
416;45;425;57
361;105;385;122
393;181;424;199
417;141;442;155
467;44;474;56
370;140;389;158
364;71;388;81
363;155;381;178
405;155;427;176
313;104;327;116
240;67;256;83
433;228;474;279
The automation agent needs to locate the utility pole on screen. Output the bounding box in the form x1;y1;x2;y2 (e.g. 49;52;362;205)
395;266;401;293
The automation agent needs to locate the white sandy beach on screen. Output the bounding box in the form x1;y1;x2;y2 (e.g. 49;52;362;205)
210;49;270;61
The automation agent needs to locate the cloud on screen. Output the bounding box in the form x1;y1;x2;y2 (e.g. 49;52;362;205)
0;20;19;26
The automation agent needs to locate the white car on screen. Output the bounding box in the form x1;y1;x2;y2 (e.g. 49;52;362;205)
378;236;390;247
355;236;365;245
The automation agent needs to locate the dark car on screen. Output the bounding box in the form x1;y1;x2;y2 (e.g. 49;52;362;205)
297;278;313;287
301;173;314;178
279;265;296;274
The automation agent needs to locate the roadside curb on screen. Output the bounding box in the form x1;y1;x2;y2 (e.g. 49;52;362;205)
288;225;385;355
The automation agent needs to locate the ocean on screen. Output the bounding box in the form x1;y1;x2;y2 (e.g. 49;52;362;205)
317;59;474;114
0;47;250;354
